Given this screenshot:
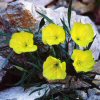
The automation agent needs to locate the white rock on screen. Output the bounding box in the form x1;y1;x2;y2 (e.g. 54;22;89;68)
95;75;100;80
93;75;100;86
87;95;100;100
32;0;53;7
88;88;100;96
77;88;100;100
87;88;100;100
0;84;61;100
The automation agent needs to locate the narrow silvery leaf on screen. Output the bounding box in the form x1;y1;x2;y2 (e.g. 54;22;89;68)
36;11;54;23
68;0;72;29
60;19;70;34
38;18;45;33
15;65;28;72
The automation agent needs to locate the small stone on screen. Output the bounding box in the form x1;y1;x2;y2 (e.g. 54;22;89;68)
94;60;100;73
87;95;100;100
77;90;87;100
87;88;100;100
93;75;100;86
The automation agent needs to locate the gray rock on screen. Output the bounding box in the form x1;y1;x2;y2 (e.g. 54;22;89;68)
77;90;87;100
87;88;100;100
0;1;100;100
77;88;100;100
93;75;100;86
87;95;100;100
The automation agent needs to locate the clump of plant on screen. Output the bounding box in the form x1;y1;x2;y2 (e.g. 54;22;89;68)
0;0;99;99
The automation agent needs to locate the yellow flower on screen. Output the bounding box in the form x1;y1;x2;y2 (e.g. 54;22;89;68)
71;49;96;73
9;31;37;54
42;24;66;45
71;22;95;47
43;56;66;80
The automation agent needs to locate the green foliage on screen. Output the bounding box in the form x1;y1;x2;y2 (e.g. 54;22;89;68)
14;65;28;72
0;31;11;37
38;18;45;33
0;40;9;44
84;36;96;50
39;85;83;100
61;19;70;35
68;0;72;29
36;11;54;23
95;0;100;7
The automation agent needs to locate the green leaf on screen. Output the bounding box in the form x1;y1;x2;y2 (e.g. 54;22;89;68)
15;67;36;86
84;36;96;50
50;46;56;57
38;18;45;33
36;11;54;23
17;28;33;33
68;0;72;29
95;0;100;7
15;72;27;86
36;51;42;66
29;87;45;95
27;62;42;71
0;40;9;44
14;65;28;72
28;53;37;60
0;31;11;37
60;19;70;35
74;43;79;49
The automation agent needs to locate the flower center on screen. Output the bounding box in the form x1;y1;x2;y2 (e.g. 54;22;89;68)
76;60;82;66
24;43;28;47
76;38;80;41
55;36;58;40
55;62;59;67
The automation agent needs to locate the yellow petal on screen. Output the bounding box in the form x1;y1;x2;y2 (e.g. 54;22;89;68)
43;56;67;80
72;49;96;73
42;24;66;45
9;31;37;54
71;22;95;47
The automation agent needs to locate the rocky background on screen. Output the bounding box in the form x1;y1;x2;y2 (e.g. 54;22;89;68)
0;0;100;100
